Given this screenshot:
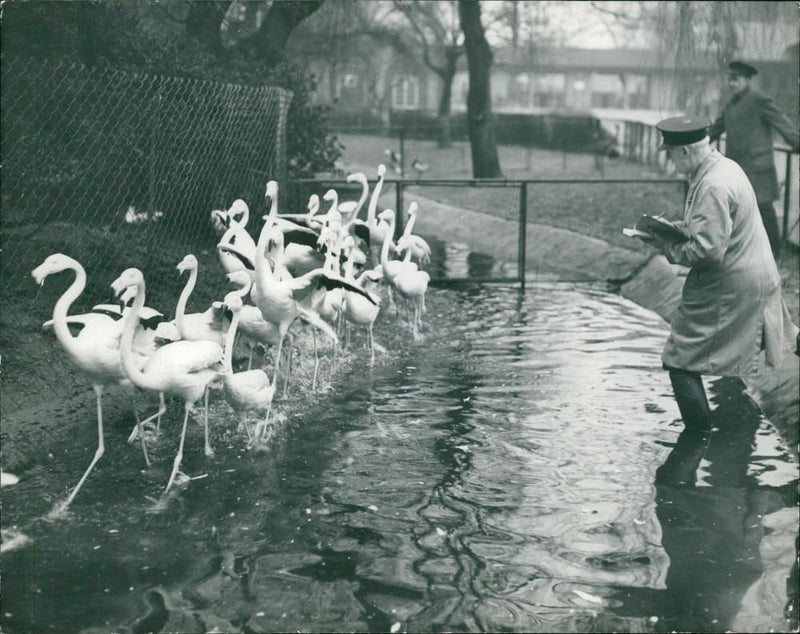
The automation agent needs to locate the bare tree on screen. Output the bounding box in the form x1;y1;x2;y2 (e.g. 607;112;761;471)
458;0;502;178
392;1;463;146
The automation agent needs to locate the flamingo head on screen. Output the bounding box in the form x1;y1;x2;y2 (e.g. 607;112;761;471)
266;226;285;252
31;253;77;285
222;292;243;313
377;164;386;177
308;194;320;214
111;268;144;299
119;285;137;307
323;188;338;204
377;208;395;223
210;209;230;233
265;180;278;202
176;254;198;274
346;171;367;185
408;201;419;217
226;271;252;292
227;199;249;224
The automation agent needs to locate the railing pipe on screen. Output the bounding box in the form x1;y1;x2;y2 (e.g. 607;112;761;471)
783;151;792;242
518;182;528;291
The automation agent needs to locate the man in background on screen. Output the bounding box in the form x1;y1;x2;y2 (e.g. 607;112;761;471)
708;60;799;259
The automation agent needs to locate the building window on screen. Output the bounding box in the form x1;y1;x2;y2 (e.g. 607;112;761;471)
533;73;565;108
590;73;624;108
392;76;420;109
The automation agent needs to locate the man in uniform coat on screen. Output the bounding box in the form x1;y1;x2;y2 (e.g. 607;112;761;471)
644;116;797;434
708;60;799;258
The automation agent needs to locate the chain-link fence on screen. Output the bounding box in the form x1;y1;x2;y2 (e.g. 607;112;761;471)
2;59;290;296
1;60;290;415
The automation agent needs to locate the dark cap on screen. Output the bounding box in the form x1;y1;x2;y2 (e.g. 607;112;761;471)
656;116;710;150
728;60;758;78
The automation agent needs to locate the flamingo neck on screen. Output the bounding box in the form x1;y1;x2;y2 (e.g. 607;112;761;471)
403;212;417;239
253;219;276;290
352;176;368;220
175;266;197;336
223;310;239;373
366;173;384;225
119;278;152;389
380;215;396;268
50;259;86;358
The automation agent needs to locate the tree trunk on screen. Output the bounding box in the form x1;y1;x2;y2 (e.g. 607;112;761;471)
436;49;458;148
458;0;502;178
254;0;324;63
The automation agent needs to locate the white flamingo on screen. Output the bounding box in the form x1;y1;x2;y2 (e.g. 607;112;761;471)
340;236;382;364
348;164;388;263
175;254;228;346
224;270;285;371
396;201;432;268
31;254;152;512
220;291;275;444
111;268;224;493
337;172;369;222
214;200;257;280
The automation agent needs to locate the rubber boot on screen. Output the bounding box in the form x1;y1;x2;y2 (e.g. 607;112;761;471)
655;427;710;486
669;369;712;435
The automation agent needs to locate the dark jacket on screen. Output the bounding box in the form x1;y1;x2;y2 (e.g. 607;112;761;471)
708;86;799;203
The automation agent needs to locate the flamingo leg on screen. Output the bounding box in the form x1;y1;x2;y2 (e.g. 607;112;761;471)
128;392;167;443
203;387;214;457
239;411;254;443
129;390;151;467
253;400;273;443
368;324;375;366
165;403;191;493
61;385;106;510
272;335;284;395
311;328;319;392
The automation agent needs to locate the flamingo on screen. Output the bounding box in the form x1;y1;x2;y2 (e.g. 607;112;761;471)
340;235;382;364
223;271;281;369
275;194;325;231
396;201;432;268
262;182;325;277
222;181;376;395
394;240;431;337
337;172;369;222
31;254;152;512
349;164;388;264
220;291;275;444
111;268;224;493
174;254;228;346
410;158;429;179
215;200;257;279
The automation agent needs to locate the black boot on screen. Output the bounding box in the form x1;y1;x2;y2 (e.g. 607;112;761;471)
669;369;712;435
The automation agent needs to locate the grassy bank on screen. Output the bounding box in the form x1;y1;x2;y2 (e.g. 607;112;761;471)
335;133;799;325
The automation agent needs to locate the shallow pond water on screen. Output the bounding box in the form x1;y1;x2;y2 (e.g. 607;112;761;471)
1;281;797;633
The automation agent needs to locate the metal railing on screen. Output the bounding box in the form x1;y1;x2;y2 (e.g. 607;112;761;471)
293;176;689;290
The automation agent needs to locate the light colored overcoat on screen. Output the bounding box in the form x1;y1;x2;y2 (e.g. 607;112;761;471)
662;150;796;377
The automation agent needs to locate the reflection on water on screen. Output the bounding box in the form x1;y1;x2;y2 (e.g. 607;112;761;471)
1;283;796;633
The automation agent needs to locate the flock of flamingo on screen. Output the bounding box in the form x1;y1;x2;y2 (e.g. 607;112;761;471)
30;164;432;513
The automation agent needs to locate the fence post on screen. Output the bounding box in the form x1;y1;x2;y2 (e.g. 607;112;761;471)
399;128;406;178
783;151;792;241
395;180;404;238
518;182;528;291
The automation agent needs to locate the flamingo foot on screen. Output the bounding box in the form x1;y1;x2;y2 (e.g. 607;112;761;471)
128;420;159;444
